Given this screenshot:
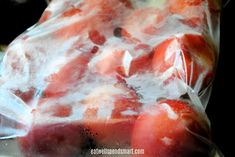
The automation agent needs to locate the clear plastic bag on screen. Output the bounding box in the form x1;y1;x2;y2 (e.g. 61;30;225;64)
0;0;223;156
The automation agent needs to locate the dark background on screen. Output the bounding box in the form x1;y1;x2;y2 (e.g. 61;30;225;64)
0;0;234;156
206;1;234;157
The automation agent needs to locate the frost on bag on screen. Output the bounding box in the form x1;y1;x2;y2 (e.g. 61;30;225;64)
0;0;222;157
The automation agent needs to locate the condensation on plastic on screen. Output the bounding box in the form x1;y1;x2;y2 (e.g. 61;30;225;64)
0;0;223;157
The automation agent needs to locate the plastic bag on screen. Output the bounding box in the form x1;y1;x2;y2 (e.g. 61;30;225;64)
0;0;223;156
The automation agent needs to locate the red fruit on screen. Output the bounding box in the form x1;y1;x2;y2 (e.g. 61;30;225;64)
123;8;167;38
18;123;94;157
88;30;106;45
62;8;81;17
81;83;141;147
92;50;126;76
119;0;133;8
18;82;141;156
43;52;92;98
152;34;215;89
53;18;89;39
92;46;152;77
129;52;153;76
53;0;128;40
169;0;203;13
131;99;210;157
168;0;205;27
44;104;72;118
38;10;52;24
81;83;141;119
84;118;135;148
14;87;35;103
18;97;89;157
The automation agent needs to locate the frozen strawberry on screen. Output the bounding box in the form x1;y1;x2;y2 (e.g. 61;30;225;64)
131;99;210;157
152;34;216;89
18;123;96;157
91;45;152;77
92;50;125;75
81;83;141;148
18;80;141;156
43;52;93;98
14;87;36;103
88;30;106;45
62;8;81;17
123;7;167;39
54;0;129;40
39;46;99;102
129;52;153;76
38;10;52;24
168;0;206;27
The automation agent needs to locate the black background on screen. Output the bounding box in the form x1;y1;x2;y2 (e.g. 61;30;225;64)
0;0;234;156
0;0;47;44
206;1;234;157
